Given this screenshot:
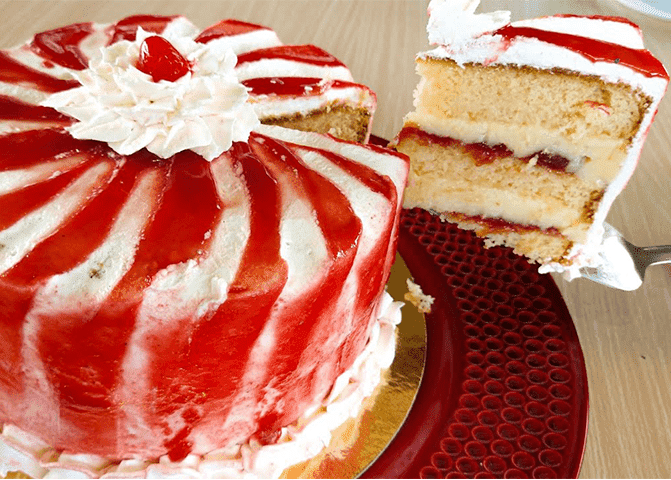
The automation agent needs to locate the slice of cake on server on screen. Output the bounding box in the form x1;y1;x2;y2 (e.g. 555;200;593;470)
395;0;668;277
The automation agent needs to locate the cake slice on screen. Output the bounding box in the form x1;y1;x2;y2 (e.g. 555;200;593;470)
395;1;668;276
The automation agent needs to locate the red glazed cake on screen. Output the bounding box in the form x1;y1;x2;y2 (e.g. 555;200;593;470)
396;1;668;276
0;15;408;478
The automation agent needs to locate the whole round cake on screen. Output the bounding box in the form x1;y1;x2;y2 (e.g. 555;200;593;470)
0;15;408;478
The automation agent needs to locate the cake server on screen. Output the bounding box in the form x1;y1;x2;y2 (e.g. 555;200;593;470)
578;222;671;291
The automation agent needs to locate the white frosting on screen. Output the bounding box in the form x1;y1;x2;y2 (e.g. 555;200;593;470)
0;152;88;196
513;15;645;49
0;291;403;480
41;27;259;161
427;0;509;46
234;58;353;83
249;83;375;121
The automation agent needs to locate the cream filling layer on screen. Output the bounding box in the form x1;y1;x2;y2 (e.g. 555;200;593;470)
250;85;375;120
404;111;625;185
403;175;589;243
0;291;403;480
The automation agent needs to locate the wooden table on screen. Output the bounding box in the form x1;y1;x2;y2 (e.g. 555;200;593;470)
1;0;670;477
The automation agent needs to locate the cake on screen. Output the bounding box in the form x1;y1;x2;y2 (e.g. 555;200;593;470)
0;15;409;478
395;0;669;276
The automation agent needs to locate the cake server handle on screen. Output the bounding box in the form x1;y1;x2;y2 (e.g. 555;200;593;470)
577;223;671;291
642;244;671;267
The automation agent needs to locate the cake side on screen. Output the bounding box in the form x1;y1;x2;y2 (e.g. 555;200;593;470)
0;13;410;470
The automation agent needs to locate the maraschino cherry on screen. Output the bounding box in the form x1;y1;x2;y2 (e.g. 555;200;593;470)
136;36;191;82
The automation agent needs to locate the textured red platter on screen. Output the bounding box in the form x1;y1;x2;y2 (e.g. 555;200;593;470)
362;208;589;479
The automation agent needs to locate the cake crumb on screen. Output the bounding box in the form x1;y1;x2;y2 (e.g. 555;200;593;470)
405;278;434;313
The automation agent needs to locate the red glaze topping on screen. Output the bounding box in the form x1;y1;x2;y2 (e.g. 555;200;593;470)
0;52;79;93
0;95;71;123
137;36;191;82
398;126;571;173
30;22;94;70
494;23;669;80
242;77;368;97
195;19;270;44
236;45;347;68
107;15;178;44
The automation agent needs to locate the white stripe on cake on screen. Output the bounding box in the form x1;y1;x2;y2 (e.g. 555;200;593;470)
218;168;330;449
0;152;87;196
118;154;252;453
17;167;161;452
235;59;353;82
0;161;113;274
204;30;282;55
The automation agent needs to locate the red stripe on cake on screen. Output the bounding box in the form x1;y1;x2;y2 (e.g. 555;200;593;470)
242;134;363;439
494;24;669;80
4;157;144;286
0;158;117;417
0;129;99;171
27;161;170;455
0;95;72;123
29;22;94;71
26;149;224;457
556;14;642;32
148;140;290;460
314;148;400;369
0;52;80;93
195;19;271;44
236;45;347;68
107;15;179;44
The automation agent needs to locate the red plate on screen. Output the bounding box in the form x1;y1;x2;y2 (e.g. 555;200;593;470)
363;208;589;479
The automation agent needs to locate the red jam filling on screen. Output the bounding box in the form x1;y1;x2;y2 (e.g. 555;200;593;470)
136;36;191;82
242;76;367;97
399;126;572;173
448;212;564;238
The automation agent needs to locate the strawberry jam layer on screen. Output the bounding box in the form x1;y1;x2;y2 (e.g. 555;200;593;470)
446;212;564;238
398;126;572;172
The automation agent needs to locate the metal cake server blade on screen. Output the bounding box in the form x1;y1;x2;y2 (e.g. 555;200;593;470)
578;222;671;291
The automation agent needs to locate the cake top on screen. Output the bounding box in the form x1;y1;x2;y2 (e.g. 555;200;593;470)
0;14;366;161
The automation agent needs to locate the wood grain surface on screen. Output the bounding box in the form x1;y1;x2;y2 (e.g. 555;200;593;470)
1;0;670;477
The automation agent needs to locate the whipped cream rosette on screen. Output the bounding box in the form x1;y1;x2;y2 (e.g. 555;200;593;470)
42;23;259;160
